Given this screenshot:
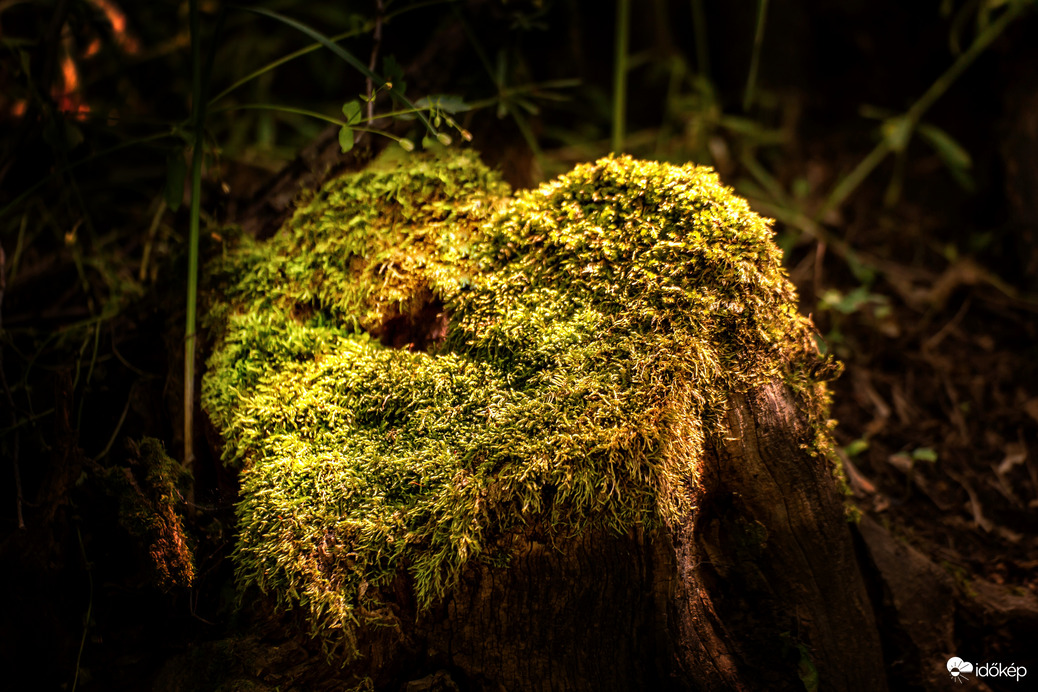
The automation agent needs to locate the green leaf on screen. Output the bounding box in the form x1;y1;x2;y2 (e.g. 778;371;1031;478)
912;447;938;463
918;123;973;190
719;114;771;137
796;643;820;692
241;8;432;133
881;115;913;153
820;288;870;315
338;126;354;153
859;104;893;120
415;94;471;114
17;48;31;77
514;96;540;116
342;100;362;125
844;249;877;285
844;439;869;458
165;151;187;211
918;123;971;170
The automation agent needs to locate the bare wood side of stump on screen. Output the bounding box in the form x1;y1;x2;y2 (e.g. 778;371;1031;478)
665;382;887;691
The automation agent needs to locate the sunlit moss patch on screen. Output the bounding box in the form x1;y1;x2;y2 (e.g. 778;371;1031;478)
202;149;836;656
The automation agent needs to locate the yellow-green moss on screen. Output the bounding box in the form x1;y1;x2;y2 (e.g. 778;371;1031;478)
202;149;836;657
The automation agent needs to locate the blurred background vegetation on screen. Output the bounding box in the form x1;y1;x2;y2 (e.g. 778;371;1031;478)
2;1;1037;689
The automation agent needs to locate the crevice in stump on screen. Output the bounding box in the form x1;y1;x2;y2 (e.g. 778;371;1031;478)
371;287;450;353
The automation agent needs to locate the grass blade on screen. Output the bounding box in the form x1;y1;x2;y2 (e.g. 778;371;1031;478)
236;5;435;134
184;3;223;502
612;0;630;153
743;0;769;112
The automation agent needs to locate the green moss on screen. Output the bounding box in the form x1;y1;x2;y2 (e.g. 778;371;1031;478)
202;149;837;657
106;437;195;589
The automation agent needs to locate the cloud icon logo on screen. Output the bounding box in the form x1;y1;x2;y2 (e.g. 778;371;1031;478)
947;657;974;683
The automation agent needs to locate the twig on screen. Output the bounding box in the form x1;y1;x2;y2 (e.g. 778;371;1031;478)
366;0;384;124
0;243;24;529
92;393;132;462
139;199;167;282
71;526;93;692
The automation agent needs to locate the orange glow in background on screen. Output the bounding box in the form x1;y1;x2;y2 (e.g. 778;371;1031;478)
5;0;137;120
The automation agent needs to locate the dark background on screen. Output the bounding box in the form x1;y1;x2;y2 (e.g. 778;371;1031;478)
1;1;1037;689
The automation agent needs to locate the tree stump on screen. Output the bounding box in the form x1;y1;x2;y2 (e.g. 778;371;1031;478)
386;384;884;691
201;150;887;690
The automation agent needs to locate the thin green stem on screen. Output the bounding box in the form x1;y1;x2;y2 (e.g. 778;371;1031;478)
74;320;101;431
236;6;435;135
453;7;496;85
690;0;710;79
816;140;892;221
70;526;93;692
212;103;357;126
816;0;1030;220
184;0;205;502
743;0;768;112
463;78;581;110
92;393;131;462
905;0;1027;125
0;131;176;222
0;407;55;437
209;28;366;106
210;103;413;144
740;150;789;205
448;16;579;111
612;0;630;154
366;0;385;123
503;102;545;170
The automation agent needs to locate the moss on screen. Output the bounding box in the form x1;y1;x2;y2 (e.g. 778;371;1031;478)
107;437;195;589
202;149;838;657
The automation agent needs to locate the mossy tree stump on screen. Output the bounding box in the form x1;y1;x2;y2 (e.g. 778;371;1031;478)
202;150;886;690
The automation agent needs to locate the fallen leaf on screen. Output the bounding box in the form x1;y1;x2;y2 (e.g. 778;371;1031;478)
1024;398;1038;425
997;443;1026;476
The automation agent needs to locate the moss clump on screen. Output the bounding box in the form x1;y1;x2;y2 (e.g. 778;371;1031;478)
202;149;835;656
107;437;195;589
